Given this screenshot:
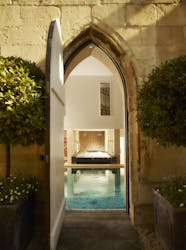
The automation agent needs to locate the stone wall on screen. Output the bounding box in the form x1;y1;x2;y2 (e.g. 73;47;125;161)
0;0;186;229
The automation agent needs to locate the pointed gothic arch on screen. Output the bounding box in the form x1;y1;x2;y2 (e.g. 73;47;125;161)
63;24;140;222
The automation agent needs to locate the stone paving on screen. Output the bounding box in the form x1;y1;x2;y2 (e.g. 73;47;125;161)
56;211;143;250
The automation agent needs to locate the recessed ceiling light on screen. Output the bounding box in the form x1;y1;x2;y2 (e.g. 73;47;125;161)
88;44;94;49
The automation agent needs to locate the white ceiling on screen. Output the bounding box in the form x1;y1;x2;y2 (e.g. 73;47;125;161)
70;56;113;76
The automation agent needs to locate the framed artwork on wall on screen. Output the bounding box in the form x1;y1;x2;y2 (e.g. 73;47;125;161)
100;83;110;116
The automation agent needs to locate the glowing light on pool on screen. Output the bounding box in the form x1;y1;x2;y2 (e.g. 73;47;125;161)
65;169;126;209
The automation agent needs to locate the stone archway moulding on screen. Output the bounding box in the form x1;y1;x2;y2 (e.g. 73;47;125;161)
63;24;140;223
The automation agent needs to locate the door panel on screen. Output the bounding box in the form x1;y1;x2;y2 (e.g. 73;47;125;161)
46;19;65;250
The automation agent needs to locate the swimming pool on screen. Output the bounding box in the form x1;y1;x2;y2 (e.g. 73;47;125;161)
65;168;126;209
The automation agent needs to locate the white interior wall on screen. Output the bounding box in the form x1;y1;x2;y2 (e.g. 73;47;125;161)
64;75;123;129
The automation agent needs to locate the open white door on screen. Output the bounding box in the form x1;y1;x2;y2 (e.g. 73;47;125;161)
46;19;65;250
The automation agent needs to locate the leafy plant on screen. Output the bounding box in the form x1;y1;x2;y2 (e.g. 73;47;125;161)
0;56;46;145
156;177;186;208
137;55;186;147
0;176;38;205
0;56;46;176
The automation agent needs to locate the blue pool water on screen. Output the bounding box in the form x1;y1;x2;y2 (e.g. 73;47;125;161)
65;169;125;209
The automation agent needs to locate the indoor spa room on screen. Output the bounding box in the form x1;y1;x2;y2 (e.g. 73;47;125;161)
64;55;126;210
64;129;126;210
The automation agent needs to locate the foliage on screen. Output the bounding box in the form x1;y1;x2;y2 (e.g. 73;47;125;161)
0;56;46;145
137;55;186;147
156;177;186;208
0;176;38;205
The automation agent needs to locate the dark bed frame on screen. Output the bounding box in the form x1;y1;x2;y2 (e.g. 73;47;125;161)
71;151;117;164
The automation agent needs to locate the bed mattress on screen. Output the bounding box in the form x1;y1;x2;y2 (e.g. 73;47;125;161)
71;150;117;164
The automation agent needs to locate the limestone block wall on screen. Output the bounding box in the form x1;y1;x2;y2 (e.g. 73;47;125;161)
0;3;60;70
0;0;186;228
10;144;48;240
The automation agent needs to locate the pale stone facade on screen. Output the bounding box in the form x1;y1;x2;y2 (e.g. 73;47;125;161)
0;0;186;230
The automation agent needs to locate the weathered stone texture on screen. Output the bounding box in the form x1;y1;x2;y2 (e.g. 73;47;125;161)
0;6;21;27
156;26;184;45
0;0;12;4
138;183;154;204
1;45;46;69
20;0;101;5
58;0;100;4
20;6;60;26
132;45;156;60
183;26;186;41
103;0;130;3
139;58;157;77
1;0;179;4
13;0;41;5
141;26;157;45
92;5;126;28
126;5;157;26
117;27;141;45
0;28;8;44
11;145;45;178
61;6;91;43
156;44;186;61
157;4;186;26
140;140;186;183
104;0;178;2
6;26;47;45
0;6;60;51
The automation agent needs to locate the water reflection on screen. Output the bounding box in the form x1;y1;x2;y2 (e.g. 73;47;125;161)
65;168;125;209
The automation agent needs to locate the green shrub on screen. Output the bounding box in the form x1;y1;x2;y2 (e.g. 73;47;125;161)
0;56;46;145
137;55;186;147
156;177;186;207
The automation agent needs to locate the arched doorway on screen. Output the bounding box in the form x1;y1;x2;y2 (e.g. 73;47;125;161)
63;24;139;216
64;52;125;210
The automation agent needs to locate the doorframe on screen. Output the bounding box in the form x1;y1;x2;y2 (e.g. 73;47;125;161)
63;25;138;213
